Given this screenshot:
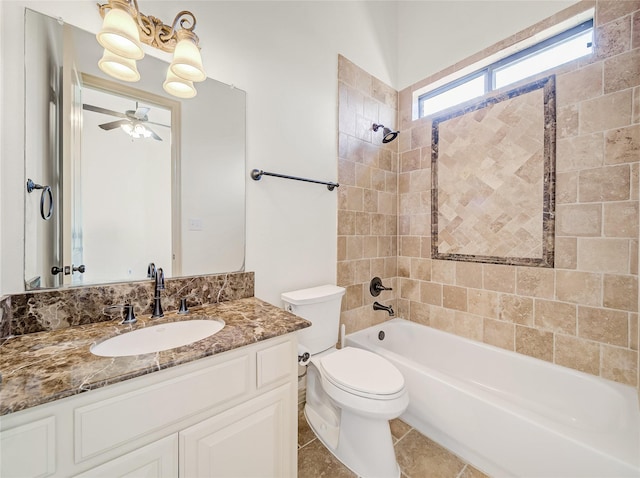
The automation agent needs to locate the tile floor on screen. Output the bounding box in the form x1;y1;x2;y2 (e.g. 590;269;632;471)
297;401;490;478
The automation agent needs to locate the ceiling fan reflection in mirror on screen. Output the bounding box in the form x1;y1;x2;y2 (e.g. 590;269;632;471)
82;102;169;140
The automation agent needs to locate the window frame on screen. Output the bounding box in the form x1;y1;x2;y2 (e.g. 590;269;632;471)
417;19;593;119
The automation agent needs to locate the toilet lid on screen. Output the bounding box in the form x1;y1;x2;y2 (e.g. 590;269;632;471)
320;347;404;396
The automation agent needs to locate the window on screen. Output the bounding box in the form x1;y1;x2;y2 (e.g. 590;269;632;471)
418;19;593;118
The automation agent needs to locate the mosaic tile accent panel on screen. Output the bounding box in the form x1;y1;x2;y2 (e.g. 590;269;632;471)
431;76;556;267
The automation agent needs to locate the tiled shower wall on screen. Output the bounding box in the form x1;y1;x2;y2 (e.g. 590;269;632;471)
337;0;640;389
337;55;399;333
396;0;639;388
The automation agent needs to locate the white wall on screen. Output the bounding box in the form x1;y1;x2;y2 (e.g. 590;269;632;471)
396;0;579;90
0;1;398;305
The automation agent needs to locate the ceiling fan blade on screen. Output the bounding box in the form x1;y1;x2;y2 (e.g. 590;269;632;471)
83;103;127;118
99;119;130;130
146;120;171;128
146;127;163;141
133;107;150;119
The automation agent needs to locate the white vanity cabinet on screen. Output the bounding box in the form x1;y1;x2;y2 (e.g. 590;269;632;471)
0;335;297;478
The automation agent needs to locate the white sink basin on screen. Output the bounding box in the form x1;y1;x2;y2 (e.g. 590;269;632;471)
91;319;225;357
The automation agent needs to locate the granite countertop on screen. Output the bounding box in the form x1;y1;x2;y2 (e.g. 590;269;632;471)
0;297;310;416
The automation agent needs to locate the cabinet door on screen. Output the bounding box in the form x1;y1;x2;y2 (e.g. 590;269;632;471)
73;435;178;478
180;384;294;478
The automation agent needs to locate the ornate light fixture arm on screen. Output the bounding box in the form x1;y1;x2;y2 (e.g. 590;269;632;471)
97;0;199;53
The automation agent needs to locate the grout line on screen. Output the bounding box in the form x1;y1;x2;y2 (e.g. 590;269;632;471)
456;464;469;478
297;436;317;452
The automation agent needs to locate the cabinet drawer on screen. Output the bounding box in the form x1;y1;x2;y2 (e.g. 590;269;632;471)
75;355;249;461
0;416;56;477
74;434;178;478
256;340;294;389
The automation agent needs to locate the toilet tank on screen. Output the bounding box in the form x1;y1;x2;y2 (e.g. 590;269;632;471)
281;285;346;354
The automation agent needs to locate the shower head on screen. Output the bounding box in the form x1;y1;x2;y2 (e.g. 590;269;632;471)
372;123;399;143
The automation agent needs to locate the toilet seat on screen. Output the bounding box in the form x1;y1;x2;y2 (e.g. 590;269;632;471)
319;347;405;400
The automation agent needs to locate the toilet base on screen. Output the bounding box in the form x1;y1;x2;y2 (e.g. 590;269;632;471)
305;404;401;478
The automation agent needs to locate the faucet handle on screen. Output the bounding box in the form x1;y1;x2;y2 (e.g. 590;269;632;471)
104;304;137;324
121;304;137;324
178;298;189;314
369;277;393;297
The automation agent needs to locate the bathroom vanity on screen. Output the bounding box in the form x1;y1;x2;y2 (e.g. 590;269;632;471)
0;297;309;477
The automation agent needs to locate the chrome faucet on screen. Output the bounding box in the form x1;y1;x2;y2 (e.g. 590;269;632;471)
151;267;165;318
373;301;394;316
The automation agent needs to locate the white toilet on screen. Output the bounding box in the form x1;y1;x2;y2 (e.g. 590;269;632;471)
282;285;409;478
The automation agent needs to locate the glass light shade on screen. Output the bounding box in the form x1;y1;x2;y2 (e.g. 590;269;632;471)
169;36;206;82
98;49;140;82
97;7;144;60
163;70;197;98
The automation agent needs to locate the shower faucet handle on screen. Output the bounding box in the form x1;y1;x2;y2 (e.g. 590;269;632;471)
369;277;392;297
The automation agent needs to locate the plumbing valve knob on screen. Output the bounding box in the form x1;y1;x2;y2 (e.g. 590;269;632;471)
369;277;392;297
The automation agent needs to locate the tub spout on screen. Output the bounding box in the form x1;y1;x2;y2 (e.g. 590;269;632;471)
373;301;394;316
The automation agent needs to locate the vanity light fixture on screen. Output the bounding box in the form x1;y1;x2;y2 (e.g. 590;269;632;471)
96;0;206;98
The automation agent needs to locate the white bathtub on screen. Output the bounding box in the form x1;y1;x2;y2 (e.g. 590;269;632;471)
346;318;640;478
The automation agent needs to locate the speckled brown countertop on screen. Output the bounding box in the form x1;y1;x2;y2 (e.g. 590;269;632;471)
0;297;310;416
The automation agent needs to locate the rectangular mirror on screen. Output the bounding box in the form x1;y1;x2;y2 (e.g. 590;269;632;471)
24;9;246;289
431;75;556;267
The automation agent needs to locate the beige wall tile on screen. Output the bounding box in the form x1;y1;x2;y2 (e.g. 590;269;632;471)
595;15;632;59
556;133;603;173
421;281;442;306
355;212;371;235
354;259;372;283
579;164;631;202
604;202;639;237
363;236;378;258
578;305;629;346
483;318;515;350
634;11;640;49
555;334;601;375
400;236;421;257
601;345;638;386
401;149;420;172
516;326;553;362
346;235;363;260
483;264;516;293
556;203;602;236
410;124;431;149
410;169;430;193
605;124;640;165
468;289;499;319
556;171;578;204
557;104;579;138
634;86;640;124
603;274;639;311
455;262;483;289
516;267;555;299
411;258;431;281
596;0;640;25
432;260;455;284
337;261;355;286
401;278;420;301
337;236;347;262
344;284;363;310
580;90;633;134
454;311;484;341
443;285;468;312
398;256;410;278
604;48;640;94
556;270;602;306
578;238;630;273
500;294;534;326
338;210;356;235
557;62;603;105
555;237;578;269
409;300;430;325
430;307;456;333
535;299;577;334
631;313;638;350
